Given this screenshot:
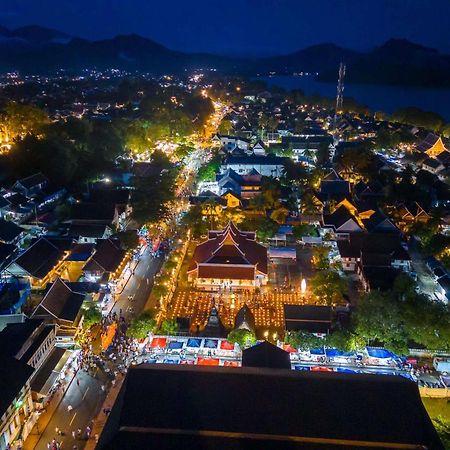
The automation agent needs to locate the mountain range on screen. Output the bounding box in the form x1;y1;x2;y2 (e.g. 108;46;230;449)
1;25;450;87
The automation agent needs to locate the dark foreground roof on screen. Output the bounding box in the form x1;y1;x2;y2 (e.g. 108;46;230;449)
242;341;291;370
0;356;34;418
99;364;443;450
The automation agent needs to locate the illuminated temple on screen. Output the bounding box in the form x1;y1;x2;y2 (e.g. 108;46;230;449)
188;222;268;291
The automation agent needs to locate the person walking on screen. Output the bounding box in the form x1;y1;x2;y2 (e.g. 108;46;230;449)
72;430;76;439
55;427;59;435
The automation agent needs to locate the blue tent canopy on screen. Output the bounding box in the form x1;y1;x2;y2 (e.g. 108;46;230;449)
187;338;202;348
168;341;184;350
204;339;218;349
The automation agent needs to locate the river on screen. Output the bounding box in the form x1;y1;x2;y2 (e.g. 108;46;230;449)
258;75;450;121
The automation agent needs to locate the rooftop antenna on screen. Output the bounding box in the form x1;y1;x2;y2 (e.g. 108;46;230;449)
333;62;346;141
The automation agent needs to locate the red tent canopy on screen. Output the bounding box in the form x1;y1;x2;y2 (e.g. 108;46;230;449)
220;341;235;351
223;360;240;367
311;366;333;372
197;358;220;366
151;337;167;348
283;344;297;353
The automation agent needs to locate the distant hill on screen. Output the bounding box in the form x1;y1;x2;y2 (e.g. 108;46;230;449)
0;25;450;87
317;39;450;87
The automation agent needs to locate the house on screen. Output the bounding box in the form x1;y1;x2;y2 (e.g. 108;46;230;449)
252;140;266;156
0;357;35;449
317;179;351;205
67;223;113;243
322;205;363;239
284;304;334;335
0;318;71;405
0;319;55;371
189;191;225;216
221;191;242;209
337;233;410;272
188;222;268;291
6;237;73;289
213;134;251;151
0;219;25;246
83;239;128;282
70;202;119;228
221;155;287;178
31;278;86;334
216;168;262;198
97;365;443;450
361;210;399;234
12;173;49;197
422;156;445;175
396;202;431;228
416;133;448;157
359;265;401;292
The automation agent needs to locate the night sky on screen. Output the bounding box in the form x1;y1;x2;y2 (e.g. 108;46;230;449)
2;0;450;55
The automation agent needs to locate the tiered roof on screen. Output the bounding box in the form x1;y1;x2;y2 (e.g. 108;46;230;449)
189;222;267;278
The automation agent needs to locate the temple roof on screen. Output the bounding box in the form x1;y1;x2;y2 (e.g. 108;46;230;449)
189;222;267;275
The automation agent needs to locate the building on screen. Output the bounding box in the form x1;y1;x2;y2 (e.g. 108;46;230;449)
322;205;363;239
0;219;25;246
337;233;410;272
416;133;448;157
242;341;290;369
188;222;268;291
212;134;251;151
31;278;86;338
97;364;443;450
82;239;128;282
221;155;287;177
12;173;49;197
284;305;334;335
0;357;35;450
5;237;73;289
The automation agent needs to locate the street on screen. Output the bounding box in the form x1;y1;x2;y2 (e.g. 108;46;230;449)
31;369;108;450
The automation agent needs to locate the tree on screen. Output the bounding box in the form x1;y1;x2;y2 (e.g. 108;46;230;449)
160;319;179;335
152;283;169;299
325;329;365;352
310;270;347;305
300;192;323;215
115;230;139;251
311;246;331;270
355;290;409;355
227;329;256;348
285;330;323;351
126;311;156;339
240;216;279;242
391;107;445;132
293;224;317;240
218;119;233;135
181;204;208;238
270;206;289;224
432;417;450;449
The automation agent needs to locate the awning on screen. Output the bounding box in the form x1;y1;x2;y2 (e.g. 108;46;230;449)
223;360;239;367
30;347;71;396
186;338;202;348
151;337;167;348
168;341;183;350
197;358;220;366
203;339;218;349
220;340;235;351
